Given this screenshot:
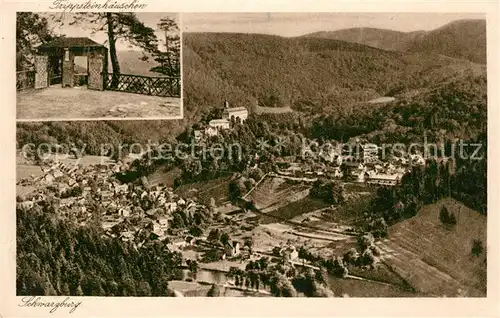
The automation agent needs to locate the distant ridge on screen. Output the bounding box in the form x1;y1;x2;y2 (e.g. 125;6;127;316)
303;27;426;52
303;19;486;64
405;19;486;64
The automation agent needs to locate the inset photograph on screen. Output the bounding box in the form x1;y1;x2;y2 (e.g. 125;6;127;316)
15;13;487;299
16;12;182;120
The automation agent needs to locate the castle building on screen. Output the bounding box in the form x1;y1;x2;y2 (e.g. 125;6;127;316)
222;101;248;122
205;119;230;136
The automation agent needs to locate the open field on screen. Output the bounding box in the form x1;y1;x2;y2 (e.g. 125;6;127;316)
260;197;330;224
247;177;311;211
328;276;418;297
375;198;487;296
175;175;233;205
148;167;182;188
16;164;43;181
320;193;373;226
16;163;43;197
17;86;181;120
18;153;113;168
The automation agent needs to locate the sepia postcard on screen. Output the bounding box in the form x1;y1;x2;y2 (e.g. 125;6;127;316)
16;12;182;121
1;1;499;318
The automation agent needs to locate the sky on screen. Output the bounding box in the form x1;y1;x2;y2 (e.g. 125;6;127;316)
43;13;179;51
182;12;486;37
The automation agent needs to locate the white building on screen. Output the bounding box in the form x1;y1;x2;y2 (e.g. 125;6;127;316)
222;101;248;122
281;245;299;261
209;119;230;129
366;173;402;186
206;119;230;136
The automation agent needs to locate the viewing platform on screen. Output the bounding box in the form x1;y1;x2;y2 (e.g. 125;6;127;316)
17;85;181;120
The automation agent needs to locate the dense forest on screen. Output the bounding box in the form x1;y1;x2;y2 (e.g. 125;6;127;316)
183;32;485;114
365;132;487;238
309;74;487;143
17;203;183;296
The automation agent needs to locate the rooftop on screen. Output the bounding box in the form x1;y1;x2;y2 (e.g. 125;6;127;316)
368;174;400;181
209;119;230;124
37;37;106;49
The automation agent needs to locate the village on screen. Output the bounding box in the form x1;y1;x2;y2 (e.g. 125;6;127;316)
195;101;427;187
17;102;472;295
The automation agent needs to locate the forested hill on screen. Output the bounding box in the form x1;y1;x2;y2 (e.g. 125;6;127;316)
183;31;485;114
304;28;425;52
405;19;486;64
303;19;486;64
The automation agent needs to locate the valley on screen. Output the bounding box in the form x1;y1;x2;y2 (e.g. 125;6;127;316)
15;15;487;298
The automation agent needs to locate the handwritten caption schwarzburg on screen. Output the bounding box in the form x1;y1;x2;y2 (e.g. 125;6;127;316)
19;296;83;314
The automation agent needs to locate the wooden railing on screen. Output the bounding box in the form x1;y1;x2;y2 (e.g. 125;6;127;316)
16;70;35;91
103;73;180;98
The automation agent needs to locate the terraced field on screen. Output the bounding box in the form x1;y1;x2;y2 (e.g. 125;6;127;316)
174;174;233;205
375;198;487;297
247;177;310;211
148;167;182;188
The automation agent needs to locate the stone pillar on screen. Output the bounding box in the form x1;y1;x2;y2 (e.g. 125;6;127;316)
88;51;105;90
62;48;74;88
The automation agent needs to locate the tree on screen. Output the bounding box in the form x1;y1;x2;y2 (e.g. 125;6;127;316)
358;249;375;266
439;205;448;223
270;273;297;297
472;239;483;257
311;282;334;297
189;226;203;237
186;259;199;274
343;248;359;265
439;205;456;225
149;17;180;77
357;233;375;251
16;13;54;70
244;237;254;252
65;13;159;86
207;228;221;244
137;281;152;296
207;284;221;297
228;177;246;201
209;197;216;215
330;256;348;278
370;217;388;238
220;232;230;246
310;179;346;204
